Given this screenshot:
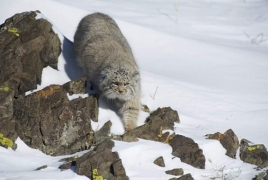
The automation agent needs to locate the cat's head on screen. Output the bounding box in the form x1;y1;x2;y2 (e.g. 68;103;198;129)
99;64;140;100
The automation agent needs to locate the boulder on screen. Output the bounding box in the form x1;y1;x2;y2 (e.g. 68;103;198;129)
14;85;97;155
94;120;112;145
206;129;239;158
165;168;184;176
170;135;206;169
169;173;194;180
0;10;61;146
0;11;61;95
240;139;268;167
60;139;129;180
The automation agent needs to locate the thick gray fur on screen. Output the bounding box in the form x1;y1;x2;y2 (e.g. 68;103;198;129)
74;13;141;131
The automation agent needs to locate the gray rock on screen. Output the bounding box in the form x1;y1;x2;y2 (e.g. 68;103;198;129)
206;129;239;159
153;156;165;167
240;139;268;167
36;165;48;171
0;11;61;95
62;139;129;180
170;135;206;169
220;129;239;158
0;11;61;145
169;173;194;180
165;168;184;176
14;85;97;155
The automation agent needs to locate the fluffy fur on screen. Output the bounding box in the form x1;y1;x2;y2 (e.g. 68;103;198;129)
74;13;141;131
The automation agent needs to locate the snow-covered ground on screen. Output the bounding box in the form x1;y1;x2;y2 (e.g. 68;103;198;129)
0;0;268;179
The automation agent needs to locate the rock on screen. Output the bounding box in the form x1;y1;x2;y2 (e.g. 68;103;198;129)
61;139;128;180
0;11;61;144
14;84;97;155
63;77;87;95
123;107;179;142
253;171;268;180
240;139;268;167
170;135;206;169
36;165;47;171
141;104;150;113
169;173;194;180
206;129;239;159
153;156;165;167
165;168;184;176
94;121;112;145
0;11;61;95
205;132;222;140
220;129;239;158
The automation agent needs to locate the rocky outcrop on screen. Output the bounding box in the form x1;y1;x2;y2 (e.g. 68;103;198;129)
122;107;180;142
14;84;97;155
0;11;100;155
0;11;61;145
0;11;61;95
60;139;128;180
170;135;206;169
206;129;239;159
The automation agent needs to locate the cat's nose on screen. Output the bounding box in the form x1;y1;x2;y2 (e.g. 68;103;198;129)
118;85;125;94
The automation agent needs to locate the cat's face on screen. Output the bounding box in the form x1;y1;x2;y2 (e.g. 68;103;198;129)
99;65;140;100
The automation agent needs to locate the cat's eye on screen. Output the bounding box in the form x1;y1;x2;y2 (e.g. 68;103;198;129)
125;83;130;86
113;82;119;86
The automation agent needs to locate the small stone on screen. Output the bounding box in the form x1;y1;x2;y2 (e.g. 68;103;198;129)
169;173;194;180
153;156;165;167
36;165;47;171
165;168;184;176
141;104;150;113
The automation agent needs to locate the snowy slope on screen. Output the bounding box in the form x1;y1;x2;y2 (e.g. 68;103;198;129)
0;0;268;179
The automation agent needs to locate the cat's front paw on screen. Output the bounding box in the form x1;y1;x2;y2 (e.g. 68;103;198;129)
124;121;137;132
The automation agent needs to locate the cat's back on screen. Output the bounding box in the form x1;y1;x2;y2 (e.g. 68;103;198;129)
74;13;133;58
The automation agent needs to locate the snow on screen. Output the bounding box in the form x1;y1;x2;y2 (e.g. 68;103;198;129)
1;0;268;179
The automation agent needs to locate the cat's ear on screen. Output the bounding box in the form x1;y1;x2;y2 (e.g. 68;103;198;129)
132;72;140;82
